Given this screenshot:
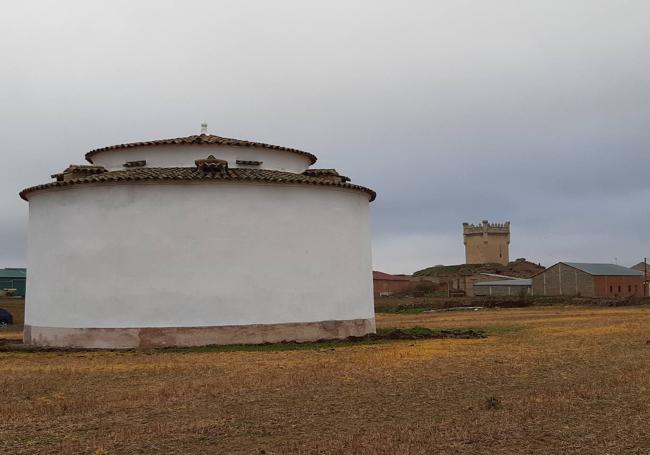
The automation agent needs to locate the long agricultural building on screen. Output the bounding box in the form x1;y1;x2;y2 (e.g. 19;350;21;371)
531;262;644;298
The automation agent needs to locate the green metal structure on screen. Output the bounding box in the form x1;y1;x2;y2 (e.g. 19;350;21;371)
0;268;27;297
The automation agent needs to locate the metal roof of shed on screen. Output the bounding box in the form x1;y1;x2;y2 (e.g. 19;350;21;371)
479;273;519;279
475;278;531;286
561;262;642;276
0;268;26;279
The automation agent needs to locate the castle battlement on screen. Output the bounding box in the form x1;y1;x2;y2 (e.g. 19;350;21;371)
462;220;510;235
462;220;510;265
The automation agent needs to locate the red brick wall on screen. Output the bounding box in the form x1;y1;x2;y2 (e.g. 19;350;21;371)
593;276;644;297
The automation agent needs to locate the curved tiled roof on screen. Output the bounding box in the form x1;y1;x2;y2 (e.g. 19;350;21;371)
85;134;317;164
20;167;375;202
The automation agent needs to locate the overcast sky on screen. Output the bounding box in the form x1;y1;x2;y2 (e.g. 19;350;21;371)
1;0;649;274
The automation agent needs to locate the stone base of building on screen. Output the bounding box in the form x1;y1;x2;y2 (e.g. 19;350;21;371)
23;318;376;349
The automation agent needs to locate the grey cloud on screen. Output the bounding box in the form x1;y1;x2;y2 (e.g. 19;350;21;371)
1;0;649;272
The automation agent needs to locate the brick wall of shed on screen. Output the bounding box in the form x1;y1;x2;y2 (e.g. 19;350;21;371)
531;264;594;297
593;276;644;297
532;264;559;296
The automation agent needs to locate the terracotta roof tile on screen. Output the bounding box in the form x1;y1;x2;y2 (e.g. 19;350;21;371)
85;134;317;164
303;168;338;175
302;168;350;182
20;167;375;202
51;164;107;181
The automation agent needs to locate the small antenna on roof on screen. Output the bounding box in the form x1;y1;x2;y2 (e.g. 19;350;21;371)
200;122;208;135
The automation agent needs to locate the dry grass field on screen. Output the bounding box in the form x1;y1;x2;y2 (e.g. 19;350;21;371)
2;305;650;454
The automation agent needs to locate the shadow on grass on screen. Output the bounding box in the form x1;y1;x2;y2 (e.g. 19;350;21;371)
0;327;487;354
164;327;487;353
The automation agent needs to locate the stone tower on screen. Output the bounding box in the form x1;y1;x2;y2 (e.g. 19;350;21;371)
463;220;510;265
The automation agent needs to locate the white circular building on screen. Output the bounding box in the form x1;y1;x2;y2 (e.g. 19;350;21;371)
20;130;376;349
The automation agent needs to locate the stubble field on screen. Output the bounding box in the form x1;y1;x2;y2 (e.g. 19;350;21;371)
1;304;650;454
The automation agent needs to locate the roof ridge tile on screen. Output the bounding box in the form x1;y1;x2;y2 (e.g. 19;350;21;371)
20;167;376;202
85;134;317;164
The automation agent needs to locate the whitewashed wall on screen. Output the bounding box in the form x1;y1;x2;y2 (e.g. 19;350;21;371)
89;144;313;173
25;183;373;329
